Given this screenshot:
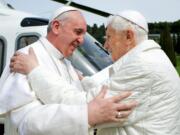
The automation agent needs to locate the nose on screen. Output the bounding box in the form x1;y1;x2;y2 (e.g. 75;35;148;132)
77;35;84;45
104;41;109;50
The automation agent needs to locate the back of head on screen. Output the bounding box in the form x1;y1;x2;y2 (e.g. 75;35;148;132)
107;10;148;44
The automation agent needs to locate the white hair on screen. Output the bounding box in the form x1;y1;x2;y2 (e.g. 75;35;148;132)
106;15;148;44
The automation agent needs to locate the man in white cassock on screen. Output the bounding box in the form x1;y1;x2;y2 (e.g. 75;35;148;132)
0;6;135;135
10;10;180;135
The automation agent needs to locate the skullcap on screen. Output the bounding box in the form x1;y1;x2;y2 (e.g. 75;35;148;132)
117;10;148;32
49;6;79;22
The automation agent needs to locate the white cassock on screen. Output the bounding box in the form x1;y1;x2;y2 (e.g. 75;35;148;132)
25;40;180;135
0;37;88;135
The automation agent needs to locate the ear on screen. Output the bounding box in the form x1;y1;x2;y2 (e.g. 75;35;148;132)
51;20;61;35
126;29;135;44
126;29;134;40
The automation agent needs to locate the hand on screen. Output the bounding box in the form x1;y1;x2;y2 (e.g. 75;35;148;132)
10;47;39;74
88;86;137;126
76;70;84;80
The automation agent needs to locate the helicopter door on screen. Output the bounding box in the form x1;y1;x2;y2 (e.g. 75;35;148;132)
0;38;6;76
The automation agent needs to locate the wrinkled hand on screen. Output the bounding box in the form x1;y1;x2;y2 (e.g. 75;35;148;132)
88;86;137;126
10;47;39;74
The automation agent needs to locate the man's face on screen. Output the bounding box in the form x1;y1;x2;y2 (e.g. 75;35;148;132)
104;26;129;61
56;11;87;57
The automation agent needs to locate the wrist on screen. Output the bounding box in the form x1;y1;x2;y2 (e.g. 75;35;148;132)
27;65;40;77
88;102;97;127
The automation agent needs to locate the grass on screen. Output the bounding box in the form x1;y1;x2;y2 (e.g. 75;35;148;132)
176;55;180;75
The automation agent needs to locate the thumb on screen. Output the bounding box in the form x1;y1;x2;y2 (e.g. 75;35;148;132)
96;85;108;99
29;47;37;59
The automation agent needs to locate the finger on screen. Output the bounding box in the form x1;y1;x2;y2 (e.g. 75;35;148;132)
14;51;21;57
96;86;108;99
111;91;132;103
115;110;132;119
10;66;16;73
29;47;37;58
116;101;138;111
13;62;18;70
114;118;127;123
10;63;14;72
10;57;16;63
9;62;14;69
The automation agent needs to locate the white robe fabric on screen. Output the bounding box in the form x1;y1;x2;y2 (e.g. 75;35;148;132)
97;40;180;135
0;37;88;135
27;40;180;135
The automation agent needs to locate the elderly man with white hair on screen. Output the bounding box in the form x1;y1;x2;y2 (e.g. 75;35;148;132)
9;9;180;135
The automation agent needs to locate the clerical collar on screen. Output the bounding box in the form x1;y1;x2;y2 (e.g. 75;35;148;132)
39;37;64;60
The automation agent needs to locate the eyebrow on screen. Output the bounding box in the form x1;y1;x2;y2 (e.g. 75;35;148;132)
74;28;86;34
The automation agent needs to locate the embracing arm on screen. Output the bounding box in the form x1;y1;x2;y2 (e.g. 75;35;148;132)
27;66;87;104
10;88;134;135
99;60;153;127
9;48;137;129
10;47;87;104
19;66;137;129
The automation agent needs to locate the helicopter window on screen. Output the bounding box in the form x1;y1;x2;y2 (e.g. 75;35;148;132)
21;18;49;27
17;35;39;50
77;35;112;70
68;34;112;76
0;39;5;76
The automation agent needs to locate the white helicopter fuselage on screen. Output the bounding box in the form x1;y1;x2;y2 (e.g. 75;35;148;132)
0;6;47;70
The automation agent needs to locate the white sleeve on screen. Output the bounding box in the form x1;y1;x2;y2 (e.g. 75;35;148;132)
10;101;88;135
0;65;35;115
27;66;87;105
96;61;153;129
81;76;100;92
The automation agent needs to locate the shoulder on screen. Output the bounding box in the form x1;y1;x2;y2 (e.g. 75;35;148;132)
17;40;42;54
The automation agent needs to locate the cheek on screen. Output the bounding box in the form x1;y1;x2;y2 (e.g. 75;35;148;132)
111;43;125;60
67;44;75;53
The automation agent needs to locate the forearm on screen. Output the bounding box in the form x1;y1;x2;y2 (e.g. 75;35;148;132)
81;76;100;92
27;66;87;104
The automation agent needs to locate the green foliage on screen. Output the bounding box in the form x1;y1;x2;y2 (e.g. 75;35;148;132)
148;20;180;34
87;24;105;45
172;33;177;49
160;23;176;66
176;33;180;54
176;55;180;75
87;20;180;64
171;20;180;33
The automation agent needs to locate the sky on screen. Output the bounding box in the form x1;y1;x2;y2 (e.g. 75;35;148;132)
5;0;180;26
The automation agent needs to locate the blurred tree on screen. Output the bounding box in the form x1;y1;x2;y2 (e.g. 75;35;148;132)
172;33;177;53
171;20;180;33
160;23;177;66
87;24;105;45
176;33;180;54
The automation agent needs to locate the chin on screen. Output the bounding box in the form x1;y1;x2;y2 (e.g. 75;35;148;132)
67;52;73;57
111;57;116;62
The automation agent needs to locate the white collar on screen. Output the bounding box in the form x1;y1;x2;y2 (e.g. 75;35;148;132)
39;37;64;60
111;40;160;73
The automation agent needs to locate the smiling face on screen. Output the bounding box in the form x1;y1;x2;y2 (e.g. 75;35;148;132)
49;11;87;57
104;26;135;61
